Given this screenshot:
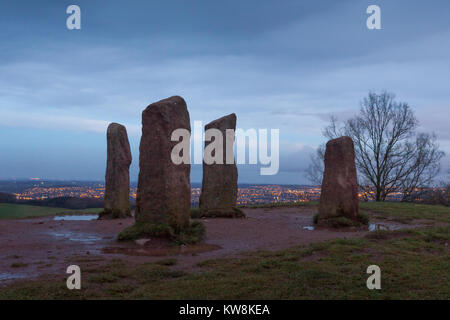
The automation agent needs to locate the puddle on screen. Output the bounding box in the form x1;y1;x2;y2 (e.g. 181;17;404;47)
48;231;102;243
53;215;98;221
369;223;392;231
301;223;398;232
369;223;402;231
0;273;27;281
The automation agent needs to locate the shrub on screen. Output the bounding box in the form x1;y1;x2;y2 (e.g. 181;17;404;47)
117;221;205;245
313;213;319;224
314;212;369;227
357;212;370;225
98;208;131;219
190;207;245;219
174;221;206;245
328;217;359;228
117;222;172;241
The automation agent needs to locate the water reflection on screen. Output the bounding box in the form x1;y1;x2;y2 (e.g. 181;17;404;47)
48;231;102;243
369;223;390;231
302;223;395;232
54;215;98;221
0;273;27;281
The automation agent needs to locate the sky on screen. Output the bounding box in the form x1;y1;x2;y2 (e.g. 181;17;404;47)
0;0;449;184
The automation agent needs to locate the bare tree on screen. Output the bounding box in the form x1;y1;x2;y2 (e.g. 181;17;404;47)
306;92;445;202
446;170;450;205
420;169;450;206
399;133;443;201
305;144;324;185
441;169;450;206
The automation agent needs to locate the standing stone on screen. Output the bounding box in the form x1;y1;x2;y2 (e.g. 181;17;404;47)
199;113;240;217
135;96;191;230
317;136;359;225
101;123;132;219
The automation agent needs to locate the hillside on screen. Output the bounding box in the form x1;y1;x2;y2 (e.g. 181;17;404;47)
0;194;104;210
0;203;101;220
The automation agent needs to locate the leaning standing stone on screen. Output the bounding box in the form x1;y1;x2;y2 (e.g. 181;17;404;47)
135;96;191;230
101;123;132;219
317;136;359;226
199;113;242;217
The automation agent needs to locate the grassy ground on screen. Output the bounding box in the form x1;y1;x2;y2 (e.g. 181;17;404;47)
1;202;449;299
360;202;450;224
241;201;450;224
1;226;448;299
0;203;102;219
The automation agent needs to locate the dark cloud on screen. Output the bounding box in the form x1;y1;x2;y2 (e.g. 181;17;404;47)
0;1;449;183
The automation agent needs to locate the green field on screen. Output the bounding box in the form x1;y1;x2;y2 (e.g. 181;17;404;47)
0;203;101;220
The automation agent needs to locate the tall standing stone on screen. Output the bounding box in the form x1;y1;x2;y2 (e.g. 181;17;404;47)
135;96;191;230
101;123;132;219
317;136;359;225
199;113;240;217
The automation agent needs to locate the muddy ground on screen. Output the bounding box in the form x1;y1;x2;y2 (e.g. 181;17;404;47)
0;207;417;285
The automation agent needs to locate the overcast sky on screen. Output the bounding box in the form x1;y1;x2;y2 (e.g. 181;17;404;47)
0;0;449;184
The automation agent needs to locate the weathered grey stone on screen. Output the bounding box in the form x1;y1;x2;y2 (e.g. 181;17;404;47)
135;96;191;230
317;136;359;226
199;113;240;217
101;123;132;219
